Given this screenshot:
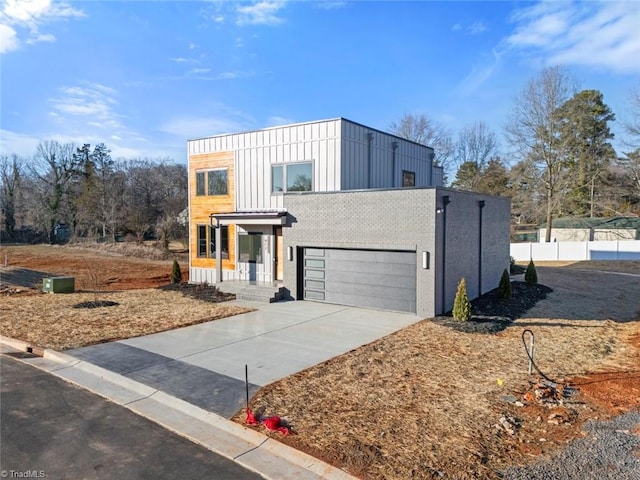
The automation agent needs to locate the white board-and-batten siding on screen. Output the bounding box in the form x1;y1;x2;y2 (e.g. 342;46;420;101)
188;119;342;211
339;121;436;190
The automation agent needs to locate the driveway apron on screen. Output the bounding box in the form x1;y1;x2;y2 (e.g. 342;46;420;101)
67;301;421;418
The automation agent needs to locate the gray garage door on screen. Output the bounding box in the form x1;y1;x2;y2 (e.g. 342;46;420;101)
302;248;416;313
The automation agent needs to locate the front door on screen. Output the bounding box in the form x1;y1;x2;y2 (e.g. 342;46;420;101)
275;227;283;281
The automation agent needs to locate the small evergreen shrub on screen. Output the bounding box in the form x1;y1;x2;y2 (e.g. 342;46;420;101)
524;259;538;285
170;259;182;284
452;277;472;322
497;269;512;299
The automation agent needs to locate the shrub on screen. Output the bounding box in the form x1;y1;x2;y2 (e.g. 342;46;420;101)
497;269;512;299
170;259;182;284
509;256;516;274
524;259;538;285
452;277;472;322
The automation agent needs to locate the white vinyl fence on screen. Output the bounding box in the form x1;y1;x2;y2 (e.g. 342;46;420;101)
511;240;640;262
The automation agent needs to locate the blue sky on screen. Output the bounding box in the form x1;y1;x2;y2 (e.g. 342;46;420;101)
1;0;639;165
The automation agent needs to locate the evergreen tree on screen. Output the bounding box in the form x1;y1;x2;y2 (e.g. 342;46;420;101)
497;269;512;299
453;278;472;322
525;260;538;285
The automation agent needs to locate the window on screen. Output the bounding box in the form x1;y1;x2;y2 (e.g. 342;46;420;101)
402;170;416;187
208;169;228;195
195;169;228;196
272;165;284;192
197;225;207;257
196;172;205;196
239;234;262;263
271;162;312;193
209;225;229;259
287;163;312;191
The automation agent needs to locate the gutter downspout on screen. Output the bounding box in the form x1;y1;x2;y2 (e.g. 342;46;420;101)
367;133;374;188
392;141;398;187
441;195;451;313
478;200;485;295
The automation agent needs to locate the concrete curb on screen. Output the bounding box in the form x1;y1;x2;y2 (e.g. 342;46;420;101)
0;336;358;480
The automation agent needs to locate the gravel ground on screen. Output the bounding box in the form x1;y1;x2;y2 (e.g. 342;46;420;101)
503;264;640;480
502;410;640;479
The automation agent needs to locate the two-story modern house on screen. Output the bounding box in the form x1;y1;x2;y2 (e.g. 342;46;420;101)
188;117;510;317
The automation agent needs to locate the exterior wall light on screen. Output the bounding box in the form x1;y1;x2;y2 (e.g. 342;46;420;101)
287;246;293;261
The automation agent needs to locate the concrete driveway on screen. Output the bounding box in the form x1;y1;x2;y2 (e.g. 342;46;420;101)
68;301;420;418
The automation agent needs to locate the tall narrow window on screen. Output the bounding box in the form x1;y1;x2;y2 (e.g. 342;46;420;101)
208;169;228;195
209;225;229;259
272;165;284;192
197;225;207;257
196;172;205;196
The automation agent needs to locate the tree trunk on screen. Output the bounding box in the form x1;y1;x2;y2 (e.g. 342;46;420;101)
545;190;553;243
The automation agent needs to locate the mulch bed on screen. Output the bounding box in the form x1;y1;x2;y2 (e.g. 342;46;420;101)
159;282;236;303
433;281;553;334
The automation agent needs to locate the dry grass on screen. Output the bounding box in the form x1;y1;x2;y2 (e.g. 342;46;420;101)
244;317;639;479
0;289;250;351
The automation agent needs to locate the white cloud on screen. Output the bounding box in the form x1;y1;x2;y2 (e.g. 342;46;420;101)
49;83;123;129
467;21;487;35
315;1;347;10
507;1;640;74
266;115;294;127
236;1;286;26
451;23;462;32
0;23;18;53
0;0;84;54
0;128;41;156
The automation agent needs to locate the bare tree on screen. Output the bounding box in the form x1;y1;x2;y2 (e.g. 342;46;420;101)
30;141;81;243
0;154;24;239
452;121;498;190
622;84;640;147
389;113;454;181
505;66;576;242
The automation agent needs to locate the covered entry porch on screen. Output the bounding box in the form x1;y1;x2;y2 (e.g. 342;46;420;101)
210;211;288;285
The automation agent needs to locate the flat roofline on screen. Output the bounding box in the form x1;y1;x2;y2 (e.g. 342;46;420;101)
187;117;435;151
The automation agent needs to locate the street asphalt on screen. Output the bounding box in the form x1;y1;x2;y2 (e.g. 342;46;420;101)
0;353;263;480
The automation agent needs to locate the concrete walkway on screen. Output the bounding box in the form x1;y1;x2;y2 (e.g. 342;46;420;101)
67;300;420;417
1;300;420;480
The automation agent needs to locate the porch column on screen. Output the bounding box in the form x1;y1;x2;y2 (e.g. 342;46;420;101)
215;225;222;283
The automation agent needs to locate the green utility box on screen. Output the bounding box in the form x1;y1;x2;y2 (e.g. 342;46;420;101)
42;276;75;293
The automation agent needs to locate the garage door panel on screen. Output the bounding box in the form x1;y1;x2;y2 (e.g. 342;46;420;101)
302;248;416;313
326;249;415;265
323;277;414;297
326;259;415;276
324;270;415;290
323;291;415;314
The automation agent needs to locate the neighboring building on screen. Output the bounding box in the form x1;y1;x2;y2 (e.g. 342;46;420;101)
539;217;640;242
188;117;510;317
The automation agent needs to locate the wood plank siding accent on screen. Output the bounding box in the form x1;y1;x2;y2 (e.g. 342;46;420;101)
189;151;236;270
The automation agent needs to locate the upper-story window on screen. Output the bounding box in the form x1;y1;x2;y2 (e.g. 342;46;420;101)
196;169;228;196
402;170;416;187
271;162;313;193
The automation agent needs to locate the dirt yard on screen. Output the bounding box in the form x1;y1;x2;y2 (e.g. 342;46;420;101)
1;244;639;479
0;244;252;350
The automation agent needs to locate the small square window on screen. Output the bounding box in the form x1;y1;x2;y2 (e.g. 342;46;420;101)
402;170;416;187
287;162;312;191
208;169;228;195
239;234;262;263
